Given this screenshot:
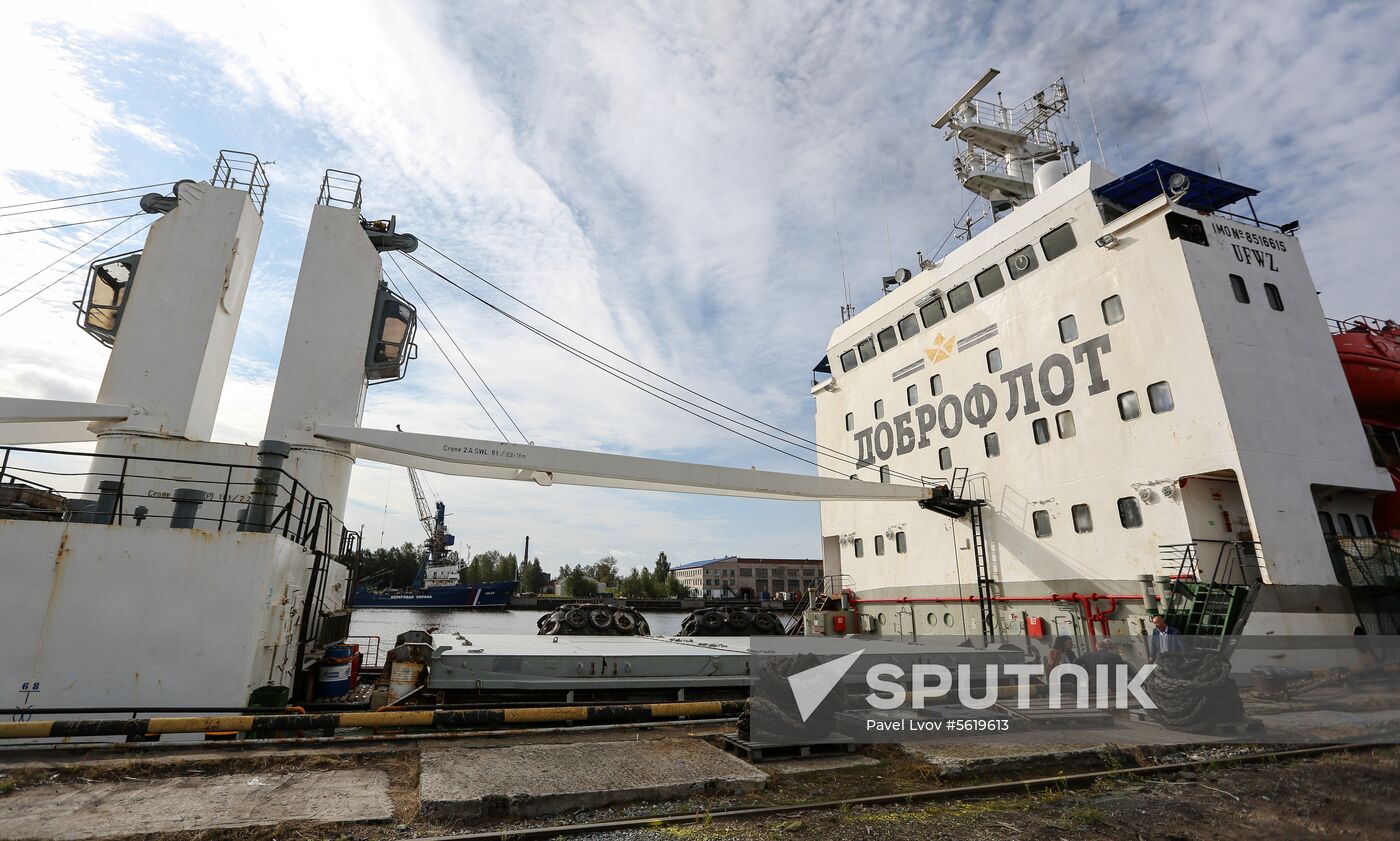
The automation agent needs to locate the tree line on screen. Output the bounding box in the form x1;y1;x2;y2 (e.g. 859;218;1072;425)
348;545;683;598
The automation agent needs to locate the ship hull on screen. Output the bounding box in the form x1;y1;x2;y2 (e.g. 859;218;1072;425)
351;580;517;609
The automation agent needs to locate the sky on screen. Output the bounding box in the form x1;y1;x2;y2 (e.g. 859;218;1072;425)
2;0;1398;575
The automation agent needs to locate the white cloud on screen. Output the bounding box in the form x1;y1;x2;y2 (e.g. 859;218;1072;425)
3;0;1398;567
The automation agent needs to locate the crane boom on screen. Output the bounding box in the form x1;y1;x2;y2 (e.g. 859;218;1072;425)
406;466;435;540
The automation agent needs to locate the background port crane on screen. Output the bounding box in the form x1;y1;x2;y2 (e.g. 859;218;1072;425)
406;466;455;589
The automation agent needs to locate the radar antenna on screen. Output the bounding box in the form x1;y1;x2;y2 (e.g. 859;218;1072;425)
935;70;1076;214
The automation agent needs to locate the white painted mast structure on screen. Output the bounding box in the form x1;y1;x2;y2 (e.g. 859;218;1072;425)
0;159;928;714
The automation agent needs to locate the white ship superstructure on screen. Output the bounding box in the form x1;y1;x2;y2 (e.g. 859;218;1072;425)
813;72;1392;641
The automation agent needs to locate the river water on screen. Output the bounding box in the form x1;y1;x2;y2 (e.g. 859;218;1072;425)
347;607;687;661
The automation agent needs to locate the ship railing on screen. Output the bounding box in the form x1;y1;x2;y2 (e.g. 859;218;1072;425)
211;150;270;215
0;444;355;561
1329;314;1399;336
344;635;386;668
949;94;1061;146
317;169;363;210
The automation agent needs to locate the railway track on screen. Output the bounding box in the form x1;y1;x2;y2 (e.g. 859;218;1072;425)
414;742;1374;841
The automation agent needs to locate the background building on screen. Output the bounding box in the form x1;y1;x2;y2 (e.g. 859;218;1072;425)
672;556;823;599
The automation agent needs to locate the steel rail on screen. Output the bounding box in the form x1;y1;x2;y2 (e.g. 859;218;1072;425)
413;743;1375;841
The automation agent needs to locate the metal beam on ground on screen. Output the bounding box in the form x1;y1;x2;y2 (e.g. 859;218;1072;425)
315;424;930;503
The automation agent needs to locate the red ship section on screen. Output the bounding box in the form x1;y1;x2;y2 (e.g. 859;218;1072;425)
1333;315;1400;534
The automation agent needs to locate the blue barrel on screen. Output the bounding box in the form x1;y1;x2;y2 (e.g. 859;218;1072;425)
315;645;356;698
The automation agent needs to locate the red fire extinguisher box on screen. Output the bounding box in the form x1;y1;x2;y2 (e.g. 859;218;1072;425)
1025;617;1048;638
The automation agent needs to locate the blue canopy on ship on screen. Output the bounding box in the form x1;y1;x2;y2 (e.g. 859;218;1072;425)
1095;160;1258;214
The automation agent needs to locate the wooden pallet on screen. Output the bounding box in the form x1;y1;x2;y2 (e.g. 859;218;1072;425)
720;734;857;763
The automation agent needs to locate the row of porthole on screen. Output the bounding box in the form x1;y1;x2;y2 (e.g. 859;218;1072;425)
872;611;960;627
845;293;1127;431
1031;496;1145;539
851;531;907;558
834;222;1080;376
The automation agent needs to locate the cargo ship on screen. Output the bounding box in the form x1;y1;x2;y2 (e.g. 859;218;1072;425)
810;70;1396;642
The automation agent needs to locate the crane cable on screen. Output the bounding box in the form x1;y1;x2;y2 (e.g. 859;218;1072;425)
0;214;146;238
386;252;528;443
0;215;154;321
0;181;180;212
402;252;925;485
382;263;511;442
0;213;144;302
407;243;929;485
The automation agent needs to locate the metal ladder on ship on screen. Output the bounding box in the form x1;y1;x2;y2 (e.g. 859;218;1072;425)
919;467;994;642
1158;540;1262;651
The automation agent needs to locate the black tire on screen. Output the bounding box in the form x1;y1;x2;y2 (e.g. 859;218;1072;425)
539;618;561;636
637;619;651;636
563;607;588;631
613;611;637;633
589;608;613;632
726;610;752;632
750;611;779;635
699;610;726;634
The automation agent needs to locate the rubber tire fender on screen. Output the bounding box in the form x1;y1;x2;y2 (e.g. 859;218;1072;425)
726;610;752;632
563;607;588;631
699;610;727;634
612;610;637;634
589;608;613;632
750;611;779;635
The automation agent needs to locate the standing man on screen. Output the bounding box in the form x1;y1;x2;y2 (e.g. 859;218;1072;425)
1148;613;1180;662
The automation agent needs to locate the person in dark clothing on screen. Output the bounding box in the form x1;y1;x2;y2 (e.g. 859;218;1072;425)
1046;635;1077;670
1079;638;1127;695
1148;613;1181;662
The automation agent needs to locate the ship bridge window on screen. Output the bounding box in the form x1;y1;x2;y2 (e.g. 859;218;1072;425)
845;412;854;431
1147;381;1175;413
1102;295;1125;325
874;399;885;419
1058;314;1078;343
858;337;877;362
1040;223;1078;261
879;465;890;483
840;349;858;372
897;312;921;339
1033;509;1052;538
906;384;918;406
1118;391;1141;421
975;265;1005;297
1072;504;1093;533
1166;212;1209;246
920;296;947;328
1006;245;1039;279
939;447;952;470
1338;513;1355;536
1032;417;1051;445
930;374;943;396
1056;410;1076;439
877;326;899;352
895;531;907;553
1359;514;1375;537
1318;511;1335;535
1264;282;1284;311
1117;496;1144;529
854;538;865;558
875;535;886;555
948;281;975;312
984;432;1000;457
986;347;1002;373
1230;274;1250;304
